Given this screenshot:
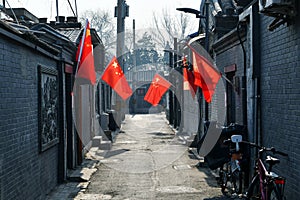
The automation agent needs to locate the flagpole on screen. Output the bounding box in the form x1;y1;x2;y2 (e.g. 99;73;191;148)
75;19;88;76
72;19;89;165
72;17;88;127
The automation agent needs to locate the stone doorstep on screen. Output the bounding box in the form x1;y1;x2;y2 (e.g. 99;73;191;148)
92;135;112;150
92;136;103;147
67;159;98;182
68;167;98;182
99;140;112;150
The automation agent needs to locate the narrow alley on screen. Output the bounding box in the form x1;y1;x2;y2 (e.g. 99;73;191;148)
72;113;229;200
1;1;299;200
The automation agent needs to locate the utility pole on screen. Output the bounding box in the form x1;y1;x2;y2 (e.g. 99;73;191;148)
132;19;136;113
114;0;129;125
133;19;136;68
115;0;129;66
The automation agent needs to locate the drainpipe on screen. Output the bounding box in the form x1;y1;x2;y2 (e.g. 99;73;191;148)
237;28;247;131
237;6;249;189
57;51;67;182
237;18;249;188
252;4;261;147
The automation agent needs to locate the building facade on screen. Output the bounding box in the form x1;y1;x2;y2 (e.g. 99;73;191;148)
0;19;64;199
211;1;299;199
0;8;109;199
172;0;299;199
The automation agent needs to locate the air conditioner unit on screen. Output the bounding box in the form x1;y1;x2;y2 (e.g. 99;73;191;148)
259;0;295;16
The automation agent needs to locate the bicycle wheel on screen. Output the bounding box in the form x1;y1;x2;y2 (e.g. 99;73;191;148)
246;174;261;200
268;183;283;200
231;170;243;194
219;163;229;194
269;190;280;200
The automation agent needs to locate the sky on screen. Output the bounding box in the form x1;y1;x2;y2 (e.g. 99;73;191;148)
6;0;201;29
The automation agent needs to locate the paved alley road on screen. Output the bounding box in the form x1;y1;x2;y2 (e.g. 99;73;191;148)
75;113;232;200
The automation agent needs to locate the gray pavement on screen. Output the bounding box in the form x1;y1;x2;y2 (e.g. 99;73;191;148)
46;112;236;200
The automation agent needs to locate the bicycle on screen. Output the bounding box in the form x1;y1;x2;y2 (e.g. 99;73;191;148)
229;135;288;200
218;135;244;197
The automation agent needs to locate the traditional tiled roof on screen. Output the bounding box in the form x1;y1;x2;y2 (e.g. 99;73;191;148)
0;20;60;55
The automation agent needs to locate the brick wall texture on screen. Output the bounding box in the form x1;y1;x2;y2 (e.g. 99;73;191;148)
215;43;246;125
0;34;59;200
260;14;300;200
213;9;300;200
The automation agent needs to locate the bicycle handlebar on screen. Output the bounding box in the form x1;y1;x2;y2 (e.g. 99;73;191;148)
240;141;288;157
271;148;288;157
222;139;288;157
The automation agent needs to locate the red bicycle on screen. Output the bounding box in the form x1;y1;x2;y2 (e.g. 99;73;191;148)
232;136;288;200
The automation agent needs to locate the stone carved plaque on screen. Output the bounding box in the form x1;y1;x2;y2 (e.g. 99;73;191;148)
38;65;59;152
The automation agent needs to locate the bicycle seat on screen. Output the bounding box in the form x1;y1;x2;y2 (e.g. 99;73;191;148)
266;156;280;165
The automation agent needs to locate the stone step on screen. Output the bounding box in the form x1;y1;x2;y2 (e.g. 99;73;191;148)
67;160;98;182
92;136;102;147
99;140;112;150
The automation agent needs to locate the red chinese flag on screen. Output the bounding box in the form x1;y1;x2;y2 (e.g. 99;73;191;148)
101;56;132;100
144;74;171;106
183;68;197;98
75;20;96;85
192;50;221;103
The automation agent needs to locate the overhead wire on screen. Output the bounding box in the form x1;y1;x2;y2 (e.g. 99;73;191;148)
3;0;19;24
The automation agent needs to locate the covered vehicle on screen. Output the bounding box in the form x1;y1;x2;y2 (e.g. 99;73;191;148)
202;123;246;170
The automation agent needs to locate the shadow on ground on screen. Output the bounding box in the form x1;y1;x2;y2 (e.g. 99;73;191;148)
103;149;130;158
203;196;232;200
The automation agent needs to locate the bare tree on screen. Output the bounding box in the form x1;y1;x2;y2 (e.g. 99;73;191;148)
150;9;197;49
80;9;116;56
124;27;133;52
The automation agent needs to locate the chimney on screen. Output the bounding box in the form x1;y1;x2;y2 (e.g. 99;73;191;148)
39;18;47;23
55;16;65;23
66;16;77;23
50;21;56;26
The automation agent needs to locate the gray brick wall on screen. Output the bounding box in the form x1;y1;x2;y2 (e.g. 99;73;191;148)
260;15;300;200
0;34;59;200
215;42;247;125
211;4;299;199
